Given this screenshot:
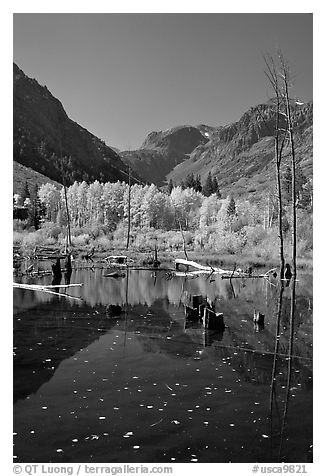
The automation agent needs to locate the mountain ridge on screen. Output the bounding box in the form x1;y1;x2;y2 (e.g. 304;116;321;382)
13;63;312;198
13;63;137;186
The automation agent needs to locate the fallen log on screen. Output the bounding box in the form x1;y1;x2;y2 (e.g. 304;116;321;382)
13;283;83;301
103;272;126;278
175;258;239;275
13;283;83;289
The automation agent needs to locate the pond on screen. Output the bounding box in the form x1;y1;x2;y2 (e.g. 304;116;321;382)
13;264;313;463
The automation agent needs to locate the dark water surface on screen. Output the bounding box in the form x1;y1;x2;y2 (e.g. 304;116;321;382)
13;266;313;463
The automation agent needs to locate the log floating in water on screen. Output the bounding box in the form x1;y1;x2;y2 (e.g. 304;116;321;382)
13;283;83;289
175;258;238;275
13;283;83;301
103;272;126;278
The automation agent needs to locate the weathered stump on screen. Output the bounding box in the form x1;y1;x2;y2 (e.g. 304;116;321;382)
106;304;122;317
192;294;203;309
203;308;225;331
253;310;265;325
185;305;200;321
198;304;206;319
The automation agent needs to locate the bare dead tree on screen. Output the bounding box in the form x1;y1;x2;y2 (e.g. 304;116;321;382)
264;55;287;279
126;165;131;250
279;52;297;279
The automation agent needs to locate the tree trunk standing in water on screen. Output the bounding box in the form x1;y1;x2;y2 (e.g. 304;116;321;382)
280;56;297;279
126;166;131;250
264;56;286;279
59;128;72;251
63;183;72;249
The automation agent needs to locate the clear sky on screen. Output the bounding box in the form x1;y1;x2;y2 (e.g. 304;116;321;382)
13;13;313;150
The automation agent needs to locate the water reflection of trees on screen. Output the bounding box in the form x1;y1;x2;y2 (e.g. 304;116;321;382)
269;280;313;462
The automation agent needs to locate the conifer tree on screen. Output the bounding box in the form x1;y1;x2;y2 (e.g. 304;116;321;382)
21;181;30;204
195;174;202;193
203;172;214;196
227;196;236;216
212;176;221;198
184;173;196;189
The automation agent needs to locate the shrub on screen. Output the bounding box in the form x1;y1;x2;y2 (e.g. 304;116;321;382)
72;234;91;247
243;225;267;248
41;222;62;240
13;219;29;232
21;231;44;250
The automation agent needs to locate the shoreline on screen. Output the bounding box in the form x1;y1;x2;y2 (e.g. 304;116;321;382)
13;243;313;273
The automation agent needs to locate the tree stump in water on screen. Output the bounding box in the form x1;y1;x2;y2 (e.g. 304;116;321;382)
185;305;200;321
192;294;203;309
203;308;225;331
106;305;122;317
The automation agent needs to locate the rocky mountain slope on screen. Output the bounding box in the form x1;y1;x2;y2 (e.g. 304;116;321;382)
120;125;208;185
167;101;313;197
13;62;312;198
13;161;61;194
13;63;134;186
